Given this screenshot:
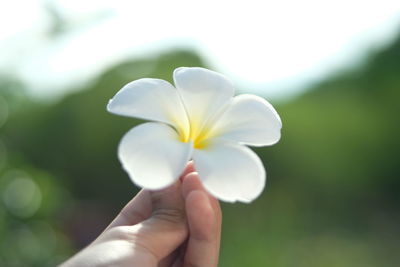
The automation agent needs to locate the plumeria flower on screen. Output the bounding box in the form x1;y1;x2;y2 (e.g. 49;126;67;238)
107;67;282;203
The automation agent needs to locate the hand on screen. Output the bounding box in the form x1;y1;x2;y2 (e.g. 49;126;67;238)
61;162;222;267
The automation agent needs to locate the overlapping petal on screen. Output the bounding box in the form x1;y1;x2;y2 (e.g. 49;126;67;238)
192;142;266;203
107;78;190;139
208;94;282;146
173;67;234;139
118;122;193;190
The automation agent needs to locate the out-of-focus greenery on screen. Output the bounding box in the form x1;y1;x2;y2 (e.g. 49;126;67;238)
1;33;399;266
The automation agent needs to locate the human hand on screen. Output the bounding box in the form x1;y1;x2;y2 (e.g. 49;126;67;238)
61;162;222;267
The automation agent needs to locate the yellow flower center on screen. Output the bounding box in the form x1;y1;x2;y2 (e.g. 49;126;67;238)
175;116;217;150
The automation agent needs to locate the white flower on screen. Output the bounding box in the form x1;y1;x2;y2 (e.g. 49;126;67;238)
107;67;282;203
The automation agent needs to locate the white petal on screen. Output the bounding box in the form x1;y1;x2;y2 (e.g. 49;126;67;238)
210;94;282;146
107;78;189;138
118;122;193;190
192;142;265;203
173;67;234;138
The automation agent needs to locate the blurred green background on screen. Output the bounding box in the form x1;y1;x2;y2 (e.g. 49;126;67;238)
1;5;400;266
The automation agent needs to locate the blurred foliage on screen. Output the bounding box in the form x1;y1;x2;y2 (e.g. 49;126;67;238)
1;34;400;266
0;78;73;266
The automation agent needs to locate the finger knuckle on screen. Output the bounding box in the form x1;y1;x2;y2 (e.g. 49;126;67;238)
151;208;185;224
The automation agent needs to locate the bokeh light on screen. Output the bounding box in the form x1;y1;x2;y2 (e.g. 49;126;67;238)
2;170;42;218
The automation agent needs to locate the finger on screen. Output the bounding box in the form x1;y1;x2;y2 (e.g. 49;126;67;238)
181;173;222;267
180;160;195;181
106;189;152;230
182;172;222;221
184;190;221;267
132;180;188;262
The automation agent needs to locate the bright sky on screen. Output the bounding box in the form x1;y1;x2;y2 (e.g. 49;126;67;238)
1;0;399;100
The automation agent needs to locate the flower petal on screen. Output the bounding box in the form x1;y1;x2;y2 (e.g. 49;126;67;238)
107;78;190;139
210;94;282;146
118;122;193;190
173;67;234;138
192;142;265;203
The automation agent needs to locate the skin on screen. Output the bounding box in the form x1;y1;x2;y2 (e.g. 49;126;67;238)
61;162;222;267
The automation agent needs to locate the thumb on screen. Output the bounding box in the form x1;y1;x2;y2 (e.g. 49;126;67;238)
131;181;188;261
